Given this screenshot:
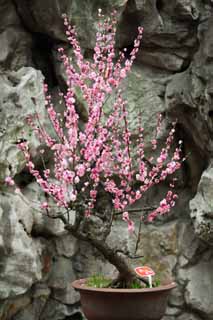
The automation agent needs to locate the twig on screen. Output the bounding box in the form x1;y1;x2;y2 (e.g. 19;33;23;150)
115;249;143;260
114;206;157;216
134;217;143;255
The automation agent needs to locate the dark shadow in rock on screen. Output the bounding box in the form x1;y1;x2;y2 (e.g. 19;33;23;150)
65;312;84;320
32;33;59;87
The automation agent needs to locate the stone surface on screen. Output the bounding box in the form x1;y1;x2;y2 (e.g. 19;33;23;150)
48;256;80;305
0;0;32;70
10;284;51;320
0;192;42;299
177;313;202;320
128;220;179;283
178;221;203;265
0;294;31;320
22;182;67;236
178;254;213;319
138;50;185;72
190;165;213;245
0;1;213;320
55;232;79;258
0;67;47;183
39;299;84;320
14;0;128;48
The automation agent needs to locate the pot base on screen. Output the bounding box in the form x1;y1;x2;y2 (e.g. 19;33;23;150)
72;279;176;320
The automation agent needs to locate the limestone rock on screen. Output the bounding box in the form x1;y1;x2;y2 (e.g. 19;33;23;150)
22;182;67;236
48;256;80;305
162;317;176;320
138;50;185;72
55;232;79;258
0;1;32;70
0;192;42;299
178;221;202;264
165;12;213;158
40;299;84;320
0;294;31;320
9;284;51;320
190;165;213;245
128;220;179;283
121;0;198;52
14;0;128;48
165;306;182;317
168;286;185;308
0;67;47;183
73;240;117;280
179;255;213;319
177;313;202;320
0;1;213;320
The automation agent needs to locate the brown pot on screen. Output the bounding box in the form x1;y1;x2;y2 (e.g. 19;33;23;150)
72;279;176;320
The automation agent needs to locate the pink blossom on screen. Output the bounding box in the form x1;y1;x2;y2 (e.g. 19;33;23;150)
16;11;182;234
69;192;77;202
90;190;97;199
128;220;135;233
122;211;129;221
5;177;15;186
85;210;91;217
76;164;86;177
41;202;49;209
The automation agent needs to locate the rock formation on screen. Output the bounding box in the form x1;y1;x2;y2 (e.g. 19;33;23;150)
0;1;213;319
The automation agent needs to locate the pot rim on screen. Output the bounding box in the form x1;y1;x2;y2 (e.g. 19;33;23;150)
72;278;177;293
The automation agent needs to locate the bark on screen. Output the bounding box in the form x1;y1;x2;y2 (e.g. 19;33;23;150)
64;222;147;288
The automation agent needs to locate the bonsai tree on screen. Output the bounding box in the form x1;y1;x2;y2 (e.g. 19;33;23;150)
5;10;182;288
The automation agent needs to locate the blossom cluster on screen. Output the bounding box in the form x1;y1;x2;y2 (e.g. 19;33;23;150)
5;10;182;232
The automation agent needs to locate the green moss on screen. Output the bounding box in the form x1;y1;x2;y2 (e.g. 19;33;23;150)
86;275;111;288
85;274;161;289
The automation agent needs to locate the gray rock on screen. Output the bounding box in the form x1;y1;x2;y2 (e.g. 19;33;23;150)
190;165;213;245
177;313;202;320
0;67;47;183
0;294;31;320
168;286;185;307
138;50;185;72
48;256;80;305
165;306;182;316
162;317;176;320
22;182;67;236
127;220;179;283
132;0;198;49
74;240;117;280
0;1;32;70
0;192;42;299
40;298;84;320
55;232;79;258
14;0;127;48
179;257;213;319
178;221;202;264
12;284;50;320
165;11;213;158
0;1;213;320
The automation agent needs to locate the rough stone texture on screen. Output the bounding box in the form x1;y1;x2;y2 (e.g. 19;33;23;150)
0;0;213;320
0;67;47;183
190;165;213;245
128;220;179;283
178;253;213;319
177;314;202;320
0;0;32;71
0;192;42;299
13;0;128;48
22;182;67;236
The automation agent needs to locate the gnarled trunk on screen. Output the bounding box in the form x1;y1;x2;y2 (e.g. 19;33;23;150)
65;223;144;288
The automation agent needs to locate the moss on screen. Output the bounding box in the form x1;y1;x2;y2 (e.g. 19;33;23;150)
86;274;111;288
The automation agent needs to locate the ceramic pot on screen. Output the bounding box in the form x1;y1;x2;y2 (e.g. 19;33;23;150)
72;279;176;320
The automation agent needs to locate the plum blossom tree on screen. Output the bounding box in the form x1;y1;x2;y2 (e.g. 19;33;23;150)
5;10;182;287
